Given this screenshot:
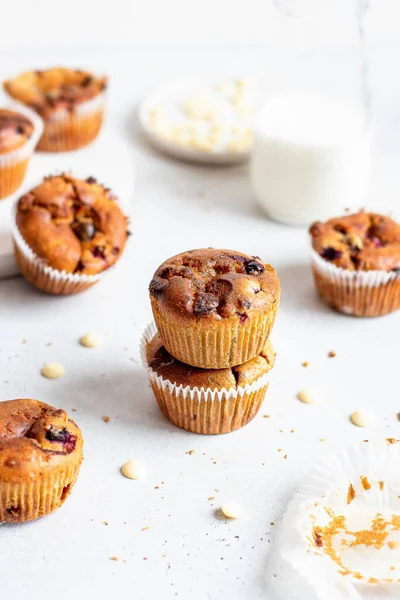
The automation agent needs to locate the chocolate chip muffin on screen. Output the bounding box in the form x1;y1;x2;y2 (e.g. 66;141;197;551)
4;68;107;151
0;399;83;522
14;174;128;294
0;107;43;199
145;330;276;434
310;211;400;317
149;249;280;368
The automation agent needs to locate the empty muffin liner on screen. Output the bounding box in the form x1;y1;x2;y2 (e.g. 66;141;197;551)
35;92;106;152
12;189;105;295
151;296;279;369
140;322;273;435
0;462;81;522
311;249;400;317
0;103;43;200
280;440;400;599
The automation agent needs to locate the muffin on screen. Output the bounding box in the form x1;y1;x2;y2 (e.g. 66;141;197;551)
142;325;276;434
310;211;400;317
149;249;280;368
4;68;107;152
0;399;83;522
14;173;128;294
0;107;43;199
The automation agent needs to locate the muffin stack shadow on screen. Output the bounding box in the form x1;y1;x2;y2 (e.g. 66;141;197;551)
141;248;281;435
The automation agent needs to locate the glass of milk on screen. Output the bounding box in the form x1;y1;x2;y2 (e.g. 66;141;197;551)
250;91;371;226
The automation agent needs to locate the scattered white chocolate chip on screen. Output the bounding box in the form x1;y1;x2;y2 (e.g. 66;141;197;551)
41;362;65;379
297;390;317;405
221;502;244;519
350;410;376;428
121;460;146;480
79;332;103;348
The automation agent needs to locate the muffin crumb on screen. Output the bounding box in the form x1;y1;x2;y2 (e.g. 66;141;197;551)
328;350;336;358
103;416;110;423
302;361;309;367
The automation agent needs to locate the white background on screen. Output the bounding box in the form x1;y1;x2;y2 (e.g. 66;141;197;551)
1;3;400;600
0;0;400;48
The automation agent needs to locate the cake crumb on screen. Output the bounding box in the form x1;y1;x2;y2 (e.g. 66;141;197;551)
103;521;109;526
387;438;398;445
142;526;149;531
328;350;336;358
186;449;195;455
270;522;275;526
103;416;111;423
208;497;215;501
111;556;119;561
302;361;309;367
263;414;270;418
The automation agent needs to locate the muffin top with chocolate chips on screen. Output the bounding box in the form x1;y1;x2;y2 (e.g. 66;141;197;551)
147;333;275;390
0;108;34;154
0;399;83;480
16;174;128;275
4;68;107;119
149;249;280;320
310;212;400;272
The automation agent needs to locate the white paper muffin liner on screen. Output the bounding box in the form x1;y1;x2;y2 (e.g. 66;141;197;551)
311;249;400;317
0;103;43;165
140;322;273;434
0;103;43;199
280;440;400;599
11;174;117;294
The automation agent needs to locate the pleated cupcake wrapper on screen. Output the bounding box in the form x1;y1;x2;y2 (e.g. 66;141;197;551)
151;297;279;369
140;322;271;434
311;249;400;317
0;103;44;199
280;441;400;599
12;198;104;295
36;92;106;152
0;462;81;522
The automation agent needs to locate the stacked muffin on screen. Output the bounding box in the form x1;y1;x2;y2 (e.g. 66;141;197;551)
143;249;281;434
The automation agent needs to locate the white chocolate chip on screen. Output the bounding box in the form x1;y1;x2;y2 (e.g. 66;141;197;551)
41;362;65;379
121;460;146;480
221;502;244;519
79;332;103;348
350;410;376;428
297;390;317;405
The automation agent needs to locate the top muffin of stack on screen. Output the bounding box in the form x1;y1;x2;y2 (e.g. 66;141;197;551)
149;248;280;369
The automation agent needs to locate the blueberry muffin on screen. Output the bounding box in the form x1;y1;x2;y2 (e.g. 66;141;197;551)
310;211;400;317
0;107;42;199
0;399;83;522
149;249;280;369
145;331;276;434
14;174;128;294
4;68;107;151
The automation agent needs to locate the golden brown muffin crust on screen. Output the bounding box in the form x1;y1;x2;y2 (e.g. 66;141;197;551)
149;249;280;321
310;212;400;272
0;399;83;481
147;333;275;390
4;68;107;119
16;174;128;275
0;109;34;154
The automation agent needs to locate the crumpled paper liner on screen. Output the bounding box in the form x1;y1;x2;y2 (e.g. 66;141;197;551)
280;440;400;599
140;322;273;434
311;249;400;317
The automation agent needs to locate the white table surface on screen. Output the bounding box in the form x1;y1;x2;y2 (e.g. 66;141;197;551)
0;45;400;600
